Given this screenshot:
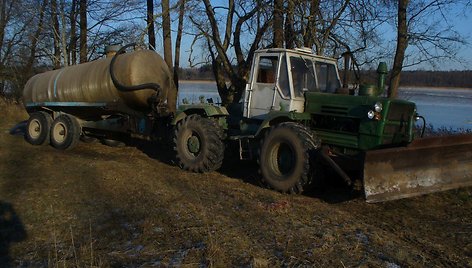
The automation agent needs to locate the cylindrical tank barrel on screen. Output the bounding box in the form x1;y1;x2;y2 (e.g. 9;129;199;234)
23;49;176;114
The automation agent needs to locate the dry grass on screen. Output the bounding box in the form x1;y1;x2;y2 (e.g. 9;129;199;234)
1;102;471;267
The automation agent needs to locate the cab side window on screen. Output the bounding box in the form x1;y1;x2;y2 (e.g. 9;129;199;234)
256;56;290;98
256;57;278;84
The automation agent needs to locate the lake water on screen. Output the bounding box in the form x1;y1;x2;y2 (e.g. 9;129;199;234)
179;82;472;131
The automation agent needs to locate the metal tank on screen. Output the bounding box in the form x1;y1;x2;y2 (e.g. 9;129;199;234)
23;46;176;116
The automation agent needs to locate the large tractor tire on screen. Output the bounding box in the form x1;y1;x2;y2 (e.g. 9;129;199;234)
258;122;319;194
25;111;53;145
50;114;81;150
173;114;225;172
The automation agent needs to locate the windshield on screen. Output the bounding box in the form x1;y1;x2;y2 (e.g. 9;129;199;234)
315;61;341;93
289;56;340;95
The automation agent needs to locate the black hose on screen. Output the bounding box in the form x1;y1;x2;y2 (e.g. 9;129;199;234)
417;115;426;138
109;43;161;92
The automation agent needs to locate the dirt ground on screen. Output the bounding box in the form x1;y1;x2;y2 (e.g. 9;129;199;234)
1;103;471;267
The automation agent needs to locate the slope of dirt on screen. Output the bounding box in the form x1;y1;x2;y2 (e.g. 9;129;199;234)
1;104;471;267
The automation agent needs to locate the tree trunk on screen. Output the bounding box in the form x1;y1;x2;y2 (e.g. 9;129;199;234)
284;0;295;49
196;0;268;106
273;0;284;48
388;0;409;98
146;0;155;50
161;0;176;113
0;0;8;58
304;0;319;48
69;0;77;65
79;0;87;63
173;0;186;91
51;0;61;69
59;0;68;67
26;0;48;75
161;0;172;71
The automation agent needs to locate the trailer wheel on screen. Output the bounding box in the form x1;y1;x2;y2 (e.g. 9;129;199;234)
173;114;224;172
50;114;81;150
259;122;319;194
25;111;52;145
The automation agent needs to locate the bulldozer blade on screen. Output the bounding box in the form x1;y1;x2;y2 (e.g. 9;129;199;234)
364;134;472;203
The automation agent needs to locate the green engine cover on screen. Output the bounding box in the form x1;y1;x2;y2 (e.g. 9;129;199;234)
304;92;416;151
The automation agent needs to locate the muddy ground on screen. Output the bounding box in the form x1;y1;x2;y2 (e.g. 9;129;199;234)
1;103;471;267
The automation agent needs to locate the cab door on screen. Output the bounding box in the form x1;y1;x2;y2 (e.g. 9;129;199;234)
245;53;293;119
245;54;279;119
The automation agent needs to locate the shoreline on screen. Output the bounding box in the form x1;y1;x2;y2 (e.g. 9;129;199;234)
399;86;472;94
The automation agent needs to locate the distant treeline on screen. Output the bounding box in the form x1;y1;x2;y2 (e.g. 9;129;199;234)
178;65;215;81
355;70;472;88
179;66;472;88
398;71;472;88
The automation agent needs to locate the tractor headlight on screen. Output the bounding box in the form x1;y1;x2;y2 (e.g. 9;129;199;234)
374;102;383;112
367;110;375;119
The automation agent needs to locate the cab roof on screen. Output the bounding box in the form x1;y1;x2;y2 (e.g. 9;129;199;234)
254;47;337;63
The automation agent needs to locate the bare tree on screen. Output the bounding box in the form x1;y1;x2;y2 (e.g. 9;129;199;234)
26;0;48;74
0;0;12;61
273;0;283;47
69;0;77;65
59;0;68;67
284;0;295;49
146;0;155;50
161;0;172;71
386;0;468;97
51;0;61;69
190;0;271;105
388;0;409;98
174;0;186;90
79;0;86;63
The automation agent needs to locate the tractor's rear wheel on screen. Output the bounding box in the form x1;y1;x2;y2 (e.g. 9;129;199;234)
50;114;81;150
259;122;319;194
25;111;53;145
173;114;225;172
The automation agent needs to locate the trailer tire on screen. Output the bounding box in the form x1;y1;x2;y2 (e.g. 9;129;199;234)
25;111;52;145
173;114;224;172
50;114;81;150
259;122;318;194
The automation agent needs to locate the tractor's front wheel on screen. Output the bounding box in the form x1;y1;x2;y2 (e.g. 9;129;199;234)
173;114;225;172
259;122;319;194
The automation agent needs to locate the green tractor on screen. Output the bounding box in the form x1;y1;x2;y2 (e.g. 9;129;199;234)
174;47;471;202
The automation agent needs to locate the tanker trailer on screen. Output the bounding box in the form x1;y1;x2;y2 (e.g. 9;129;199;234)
22;43;227;173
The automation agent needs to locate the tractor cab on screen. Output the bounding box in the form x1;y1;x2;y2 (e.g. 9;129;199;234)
243;48;342;119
